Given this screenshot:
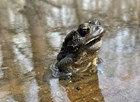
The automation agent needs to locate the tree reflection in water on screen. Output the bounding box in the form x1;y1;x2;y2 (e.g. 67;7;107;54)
98;27;140;102
49;78;71;102
0;0;140;102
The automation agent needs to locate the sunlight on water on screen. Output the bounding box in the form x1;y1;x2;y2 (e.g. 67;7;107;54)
0;45;4;78
25;79;39;102
13;33;33;74
61;6;78;26
49;78;71;102
8;7;15;28
0;0;140;101
8;0;33;74
47;7;61;27
48;32;62;49
98;27;140;102
82;0;90;10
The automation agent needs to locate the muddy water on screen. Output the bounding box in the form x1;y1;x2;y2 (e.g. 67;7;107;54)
0;0;140;102
0;24;139;102
98;26;140;102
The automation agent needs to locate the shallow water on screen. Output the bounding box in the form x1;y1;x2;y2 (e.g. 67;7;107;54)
98;26;140;102
1;25;139;102
0;0;140;102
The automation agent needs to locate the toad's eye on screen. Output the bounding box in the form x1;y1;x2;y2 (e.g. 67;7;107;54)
87;28;90;31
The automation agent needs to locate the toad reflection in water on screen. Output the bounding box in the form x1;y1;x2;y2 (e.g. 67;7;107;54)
51;20;105;79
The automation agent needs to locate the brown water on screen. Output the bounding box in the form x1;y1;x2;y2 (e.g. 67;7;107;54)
0;25;139;102
0;0;140;102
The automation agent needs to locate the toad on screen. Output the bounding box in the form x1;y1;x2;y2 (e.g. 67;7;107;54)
52;20;105;78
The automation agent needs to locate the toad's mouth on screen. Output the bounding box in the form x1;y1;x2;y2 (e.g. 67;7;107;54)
84;27;105;46
85;34;102;45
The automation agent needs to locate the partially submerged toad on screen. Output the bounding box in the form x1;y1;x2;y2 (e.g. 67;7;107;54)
51;20;105;79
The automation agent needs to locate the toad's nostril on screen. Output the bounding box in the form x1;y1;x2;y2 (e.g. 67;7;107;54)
95;26;99;30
